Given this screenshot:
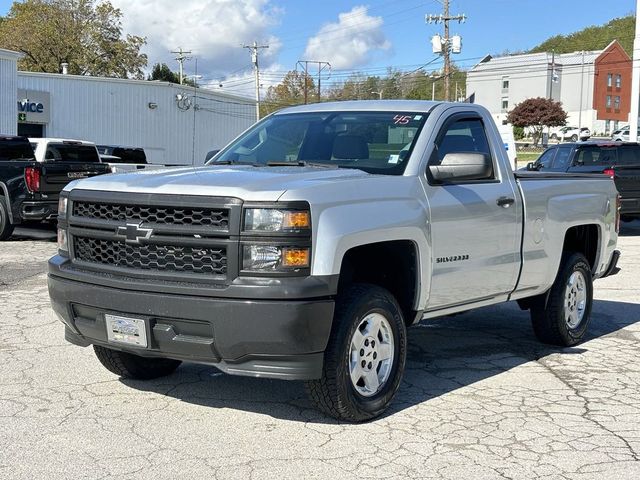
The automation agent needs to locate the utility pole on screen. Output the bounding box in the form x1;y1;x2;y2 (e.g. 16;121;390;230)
548;50;556;100
297;60;330;104
171;47;192;85
578;50;585;131
426;0;466;101
629;0;640;142
243;41;269;121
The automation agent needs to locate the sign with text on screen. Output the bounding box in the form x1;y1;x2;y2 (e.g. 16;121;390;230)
17;89;50;124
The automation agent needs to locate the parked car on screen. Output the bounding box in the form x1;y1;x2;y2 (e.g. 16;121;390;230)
611;126;640;142
96;145;149;173
49;101;620;421
0;136;110;240
528;141;640;221
564;127;590;142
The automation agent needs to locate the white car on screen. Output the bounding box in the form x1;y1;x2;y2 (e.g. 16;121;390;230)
563;127;590;142
549;126;590;142
612;126;640;141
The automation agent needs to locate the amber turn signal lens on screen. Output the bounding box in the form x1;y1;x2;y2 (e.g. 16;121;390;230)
283;211;310;229
282;248;310;268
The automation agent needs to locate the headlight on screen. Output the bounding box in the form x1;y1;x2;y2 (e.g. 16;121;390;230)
244;208;310;233
57;228;68;253
58;196;68;218
242;245;310;271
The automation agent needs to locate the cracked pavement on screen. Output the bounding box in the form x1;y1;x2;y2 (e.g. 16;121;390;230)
1;224;640;479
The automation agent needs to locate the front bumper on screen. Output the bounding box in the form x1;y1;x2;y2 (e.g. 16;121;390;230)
48;262;336;380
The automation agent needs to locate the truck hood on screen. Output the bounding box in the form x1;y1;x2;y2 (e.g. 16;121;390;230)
65;164;372;201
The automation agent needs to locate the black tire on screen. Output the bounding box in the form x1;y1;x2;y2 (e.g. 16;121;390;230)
550;134;557;140
93;345;182;379
570;134;578;142
530;252;593;346
0;198;15;241
305;284;407;422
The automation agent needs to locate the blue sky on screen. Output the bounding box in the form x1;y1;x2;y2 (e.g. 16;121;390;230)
0;0;636;96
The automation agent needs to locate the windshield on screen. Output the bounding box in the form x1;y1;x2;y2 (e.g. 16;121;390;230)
208;111;428;175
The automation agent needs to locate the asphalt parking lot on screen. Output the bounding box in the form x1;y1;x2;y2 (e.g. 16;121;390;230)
1;224;640;480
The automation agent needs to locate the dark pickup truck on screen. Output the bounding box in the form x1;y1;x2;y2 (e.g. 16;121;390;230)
529;141;640;221
0;135;110;240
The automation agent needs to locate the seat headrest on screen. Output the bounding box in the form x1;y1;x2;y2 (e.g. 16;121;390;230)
332;135;369;159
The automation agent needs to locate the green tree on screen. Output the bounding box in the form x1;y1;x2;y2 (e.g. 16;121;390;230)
530;15;634;56
0;0;147;78
507;97;567;146
261;70;316;116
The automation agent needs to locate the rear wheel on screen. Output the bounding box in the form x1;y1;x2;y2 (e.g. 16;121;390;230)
0;199;14;241
530;253;593;346
93;345;182;379
305;284;407;422
570;134;578;142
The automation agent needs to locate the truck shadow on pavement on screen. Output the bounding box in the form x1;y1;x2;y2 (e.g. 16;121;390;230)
120;298;640;423
9;224;57;241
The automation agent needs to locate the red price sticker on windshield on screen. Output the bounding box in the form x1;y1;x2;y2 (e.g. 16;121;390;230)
393;115;412;125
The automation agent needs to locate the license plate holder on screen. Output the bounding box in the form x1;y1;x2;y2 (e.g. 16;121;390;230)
105;314;148;348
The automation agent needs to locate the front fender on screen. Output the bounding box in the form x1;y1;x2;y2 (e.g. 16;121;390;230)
310;198;431;310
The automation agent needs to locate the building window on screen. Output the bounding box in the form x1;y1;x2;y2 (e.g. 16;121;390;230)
606;95;612;108
605;120;611;133
614;96;621;109
615;74;622;88
614;120;620;130
501;98;509;111
607;73;613;87
502;77;509;89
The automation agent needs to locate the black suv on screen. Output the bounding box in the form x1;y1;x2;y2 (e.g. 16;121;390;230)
529;142;640;221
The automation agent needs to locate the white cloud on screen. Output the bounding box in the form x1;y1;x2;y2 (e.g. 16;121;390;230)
110;0;282;82
303;6;391;69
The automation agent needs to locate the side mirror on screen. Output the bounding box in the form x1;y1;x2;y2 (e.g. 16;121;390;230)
526;162;535;171
429;152;492;182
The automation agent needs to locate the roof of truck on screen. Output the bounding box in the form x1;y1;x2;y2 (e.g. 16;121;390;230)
274;100;454;115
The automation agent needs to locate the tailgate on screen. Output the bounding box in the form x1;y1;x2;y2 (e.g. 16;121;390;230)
38;162;110;194
613;166;640;196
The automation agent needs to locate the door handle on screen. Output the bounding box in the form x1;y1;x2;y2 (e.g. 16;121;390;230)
497;196;515;208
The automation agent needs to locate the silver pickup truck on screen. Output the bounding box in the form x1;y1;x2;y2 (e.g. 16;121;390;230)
48;101;620;422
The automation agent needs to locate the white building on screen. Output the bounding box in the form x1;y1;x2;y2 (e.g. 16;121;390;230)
1;49;256;164
0;49;21;135
466;41;632;135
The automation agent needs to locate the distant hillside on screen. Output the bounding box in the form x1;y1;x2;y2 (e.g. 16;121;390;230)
530;15;634;56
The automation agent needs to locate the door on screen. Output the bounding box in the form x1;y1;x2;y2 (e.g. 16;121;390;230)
421;114;521;310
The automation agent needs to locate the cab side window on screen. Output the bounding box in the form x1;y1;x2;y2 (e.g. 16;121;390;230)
551;147;572;171
431;118;494;180
535;148;556;170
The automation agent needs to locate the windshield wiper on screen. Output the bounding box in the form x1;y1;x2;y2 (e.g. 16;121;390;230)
266;160;337;169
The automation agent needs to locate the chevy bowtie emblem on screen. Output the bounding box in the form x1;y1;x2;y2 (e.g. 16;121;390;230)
116;223;153;244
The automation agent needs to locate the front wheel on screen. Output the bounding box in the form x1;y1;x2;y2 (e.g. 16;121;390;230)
570;134;579;142
305;284;407;422
93;345;182;379
530;252;593;346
